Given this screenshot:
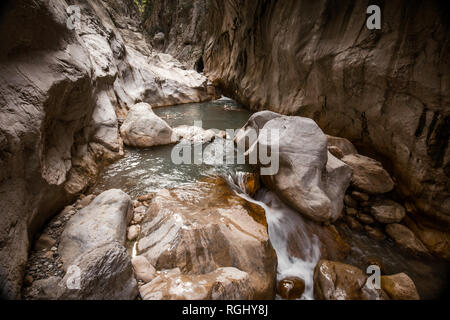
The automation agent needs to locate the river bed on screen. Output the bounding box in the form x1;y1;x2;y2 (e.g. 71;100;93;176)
92;98;449;300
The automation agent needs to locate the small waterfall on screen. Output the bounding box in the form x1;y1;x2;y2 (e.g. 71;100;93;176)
227;173;321;300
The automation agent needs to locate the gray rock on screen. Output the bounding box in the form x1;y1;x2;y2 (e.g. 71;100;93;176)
385;224;430;256
120;103;178;148
59;189;133;269
371;200;406;224
58;242;138;300
24;276;62;300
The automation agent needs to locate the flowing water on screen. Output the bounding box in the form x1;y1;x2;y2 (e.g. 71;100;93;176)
93;97;449;300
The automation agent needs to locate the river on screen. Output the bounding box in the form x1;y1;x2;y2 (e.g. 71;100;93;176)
92;97;449;300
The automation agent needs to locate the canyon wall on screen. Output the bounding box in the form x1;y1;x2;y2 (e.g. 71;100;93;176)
0;0;213;299
146;0;450;229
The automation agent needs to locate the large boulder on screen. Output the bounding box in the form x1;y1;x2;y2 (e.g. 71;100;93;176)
341;154;395;194
370;200;406;224
120;103;178;148
58;242;138;300
237;112;352;223
380;273;420;300
139;267;253;300
136;177;277;299
385;224;430;256
313;260;387;300
59;189;133;269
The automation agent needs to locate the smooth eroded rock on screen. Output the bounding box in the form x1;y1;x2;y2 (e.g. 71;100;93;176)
277;277;305;300
341;154;395;195
313;260;387;300
136;177;277;299
139;267;253;300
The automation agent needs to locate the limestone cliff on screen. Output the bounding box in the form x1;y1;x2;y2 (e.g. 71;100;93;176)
145;0;450;229
0;0;213;299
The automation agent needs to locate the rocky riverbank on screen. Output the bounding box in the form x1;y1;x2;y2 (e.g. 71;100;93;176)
20;107;447;300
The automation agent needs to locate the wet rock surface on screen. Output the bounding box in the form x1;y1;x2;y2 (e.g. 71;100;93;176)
146;0;450;230
313;260;387;300
385;224;430;256
139;267;253;300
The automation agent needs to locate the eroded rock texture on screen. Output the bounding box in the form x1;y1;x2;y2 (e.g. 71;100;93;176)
0;0;213;298
146;0;450;229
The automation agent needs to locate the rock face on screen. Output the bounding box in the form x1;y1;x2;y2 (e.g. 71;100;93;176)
136;177;277;299
0;0;214;298
120;103;178;148
58;242;138;300
313;260;387;300
381;273;420;300
59;189;133;269
146;0;450;229
237;112;352;223
139;267;253;300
